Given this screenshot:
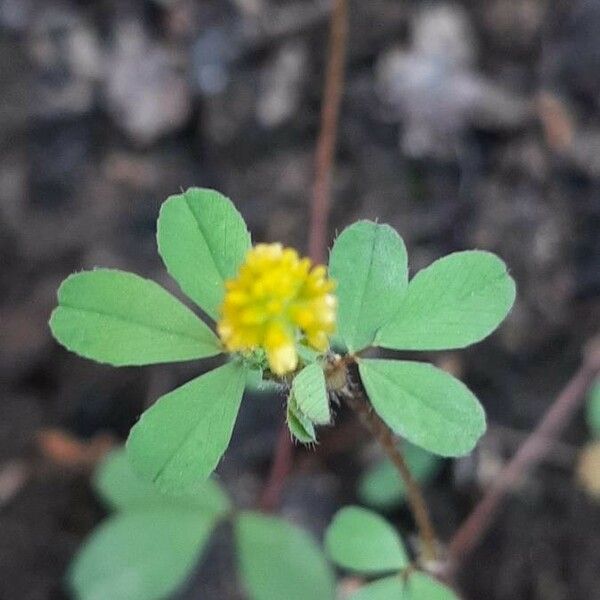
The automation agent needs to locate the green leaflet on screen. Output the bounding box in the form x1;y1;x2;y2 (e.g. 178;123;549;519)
404;572;460;600
245;369;279;393
329;221;408;352
127;361;247;491
94;448;230;516
291;362;330;425
157;188;251;320
349;576;405;600
286;392;317;444
350;573;459;600
236;512;335;600
68;510;217;600
359;359;486;457
375;250;516;350
586;379;600;439
358;443;441;509
49;269;220;366
325;506;408;574
297;343;322;365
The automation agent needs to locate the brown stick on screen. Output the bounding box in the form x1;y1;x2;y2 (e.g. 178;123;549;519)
343;390;439;562
447;338;600;573
259;0;348;512
308;0;348;263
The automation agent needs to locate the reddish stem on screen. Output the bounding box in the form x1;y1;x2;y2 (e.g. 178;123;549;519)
259;0;348;512
308;0;348;263
343;390;439;562
259;421;295;512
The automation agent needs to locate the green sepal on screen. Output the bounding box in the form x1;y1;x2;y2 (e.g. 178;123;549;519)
287;392;317;444
292;362;330;425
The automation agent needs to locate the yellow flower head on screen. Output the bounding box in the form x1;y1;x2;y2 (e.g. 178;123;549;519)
217;243;337;375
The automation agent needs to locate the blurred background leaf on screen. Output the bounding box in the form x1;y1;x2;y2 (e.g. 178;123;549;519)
358;443;442;510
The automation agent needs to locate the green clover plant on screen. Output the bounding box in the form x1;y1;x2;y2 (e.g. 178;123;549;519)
70;449;231;600
70;449;334;600
51;187;516;600
50;187;515;493
325;506;460;600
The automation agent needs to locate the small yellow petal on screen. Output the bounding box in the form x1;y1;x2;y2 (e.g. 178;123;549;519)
217;243;337;375
291;306;315;329
267;343;298;375
306;330;329;352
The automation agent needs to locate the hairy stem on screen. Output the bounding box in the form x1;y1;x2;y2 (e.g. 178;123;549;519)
343;389;439;563
259;421;295;512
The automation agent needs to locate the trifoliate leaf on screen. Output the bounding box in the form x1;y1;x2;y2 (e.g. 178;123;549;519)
94;448;230;516
50;269;221;366
236;512;335;600
286;393;317;444
325;506;408;574
127;361;246;491
329;221;408;352
359;359;486;457
375;251;515;350
292;363;330;425
358;443;442;509
68;510;216;600
586;379;600;439
157;188;251;320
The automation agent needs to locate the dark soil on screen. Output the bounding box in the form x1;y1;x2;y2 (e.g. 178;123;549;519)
1;1;599;599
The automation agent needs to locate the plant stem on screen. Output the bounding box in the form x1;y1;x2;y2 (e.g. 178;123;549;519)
259;0;348;512
259;421;295;512
446;336;600;575
308;0;348;263
342;389;439;563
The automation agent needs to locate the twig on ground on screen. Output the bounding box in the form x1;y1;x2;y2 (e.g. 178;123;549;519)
446;335;600;575
485;424;578;468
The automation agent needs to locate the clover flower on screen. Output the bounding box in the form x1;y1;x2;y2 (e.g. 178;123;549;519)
217;243;336;375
